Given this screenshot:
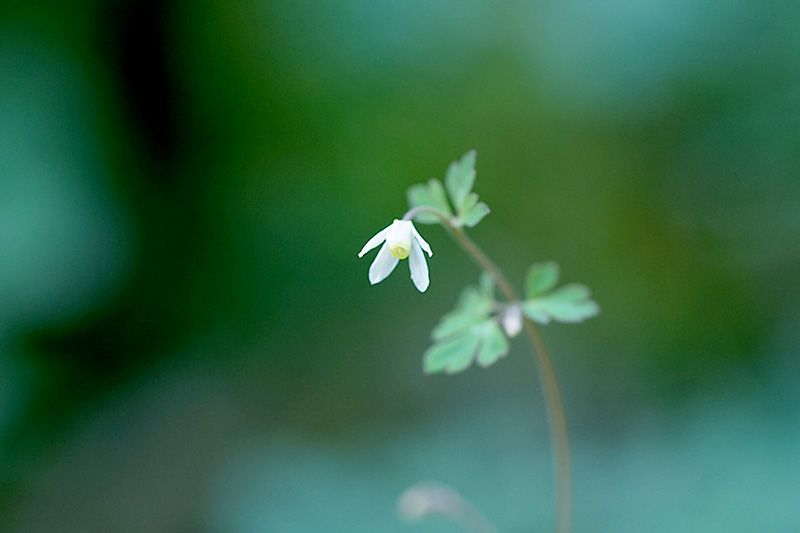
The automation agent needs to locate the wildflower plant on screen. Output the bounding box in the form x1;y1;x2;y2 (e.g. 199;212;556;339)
359;150;599;533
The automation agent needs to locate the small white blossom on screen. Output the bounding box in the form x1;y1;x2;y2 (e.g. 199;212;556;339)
358;219;433;292
501;304;523;337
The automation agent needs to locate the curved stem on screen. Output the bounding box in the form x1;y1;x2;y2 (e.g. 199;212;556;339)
404;206;572;533
521;321;571;533
402;205;451;223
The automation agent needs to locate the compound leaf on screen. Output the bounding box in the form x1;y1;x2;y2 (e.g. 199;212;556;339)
445;150;476;210
461;201;490;228
424;331;481;374
475;321;509;367
407;178;452;224
525;262;560;298
522;283;599;324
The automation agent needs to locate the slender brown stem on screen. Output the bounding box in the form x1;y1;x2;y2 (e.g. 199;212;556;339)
521;321;571;533
404;206;572;533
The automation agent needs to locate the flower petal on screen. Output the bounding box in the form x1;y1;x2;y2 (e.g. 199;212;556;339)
358;224;391;257
369;243;399;284
408;239;430;292
410;223;433;257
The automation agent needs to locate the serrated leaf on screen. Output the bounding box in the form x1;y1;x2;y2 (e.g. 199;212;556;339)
461;201;490;228
460;192;479;215
525;262;560;297
522;283;599;324
475;321;509;367
432;308;485;342
407;178;452;224
549;283;591;302
538;283;598;322
425;320;509;374
425;274;513;374
444;150;476;210
424;332;481;374
521;302;552;324
543;298;599;322
432;286;493;341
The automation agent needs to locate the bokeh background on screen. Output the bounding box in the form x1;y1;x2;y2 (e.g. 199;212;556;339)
2;1;799;531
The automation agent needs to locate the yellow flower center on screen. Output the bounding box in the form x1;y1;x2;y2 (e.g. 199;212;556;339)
389;243;410;259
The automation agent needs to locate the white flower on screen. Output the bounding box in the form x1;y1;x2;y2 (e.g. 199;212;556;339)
500;304;523;337
358;219;433;292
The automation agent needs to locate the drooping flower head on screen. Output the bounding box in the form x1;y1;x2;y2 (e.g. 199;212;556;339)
358;219;433;292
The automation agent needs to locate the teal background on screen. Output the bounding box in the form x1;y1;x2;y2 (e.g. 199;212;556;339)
1;1;799;531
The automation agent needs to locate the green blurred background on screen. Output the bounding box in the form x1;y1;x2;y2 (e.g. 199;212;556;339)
2;1;799;531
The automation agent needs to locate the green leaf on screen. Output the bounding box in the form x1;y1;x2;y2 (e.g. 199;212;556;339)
521;302;552;324
461;201;490;228
522;283;599;324
425;320;510;374
438;150;490;228
424;274;511;374
460;192;479;215
535;298;599;323
525;262;560;297
432;286;493;341
539;284;599;322
424;332;481;374
475;321;509;367
549;283;591;301
522;300;552;324
444;150;476;210
407;178;452;224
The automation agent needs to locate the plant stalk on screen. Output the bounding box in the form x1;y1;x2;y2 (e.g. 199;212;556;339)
404;206;572;533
